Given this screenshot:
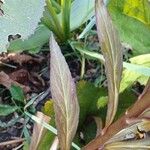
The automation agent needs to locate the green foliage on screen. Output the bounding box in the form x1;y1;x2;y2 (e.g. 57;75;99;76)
10;84;25;103
97;96;108;109
123;0;150;26
8;25;51;53
116;88;137;119
35;100;55;150
0;0;45;52
70;0;94;31
108;0;150;55
120;54;150;92
77;80;107;126
0;104;18;116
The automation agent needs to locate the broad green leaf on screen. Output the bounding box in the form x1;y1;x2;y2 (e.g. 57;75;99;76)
77;80;107;127
50;34;79;150
70;0;94;31
123;0;150;26
0;0;45;52
96;0;123;126
8;25;50;53
108;0;150;55
10;84;25;103
0;104;18;116
120;54;150;92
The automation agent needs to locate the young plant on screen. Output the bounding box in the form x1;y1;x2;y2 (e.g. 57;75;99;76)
0;0;95;53
50;34;80;150
81;0;150;149
96;0;123;127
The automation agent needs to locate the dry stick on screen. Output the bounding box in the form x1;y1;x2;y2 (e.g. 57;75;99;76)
0;138;24;147
83;81;150;150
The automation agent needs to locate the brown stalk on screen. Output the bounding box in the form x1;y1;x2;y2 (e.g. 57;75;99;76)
82;80;150;150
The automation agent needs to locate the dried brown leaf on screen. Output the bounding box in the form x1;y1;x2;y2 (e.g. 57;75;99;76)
105;138;150;150
50;34;79;150
0;53;44;66
0;71;30;93
96;0;123;126
30;111;51;150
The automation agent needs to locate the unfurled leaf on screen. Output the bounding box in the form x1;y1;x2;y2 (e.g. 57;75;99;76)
10;84;25;102
0;104;18;116
70;0;94;31
123;0;150;26
77;80;107;127
108;0;150;55
8;25;51;53
120;54;150;92
96;0;123;126
0;0;45;52
30;112;51;150
50;34;79;150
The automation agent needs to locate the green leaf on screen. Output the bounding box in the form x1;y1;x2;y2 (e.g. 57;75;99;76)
25;111;80;150
0;0;45;52
74;46;150;76
96;0;123;126
29;112;51;150
10;84;25;102
70;0;94;31
61;0;71;40
108;0;150;55
77;80;107;127
50;34;79;150
123;0;150;26
97;96;108;109
38;100;56;150
120;54;150;93
8;25;50;53
0;104;18;116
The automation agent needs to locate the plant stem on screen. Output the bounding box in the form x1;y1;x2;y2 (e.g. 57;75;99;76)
46;0;64;41
83;80;150;150
51;0;61;13
80;54;85;79
61;0;71;40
